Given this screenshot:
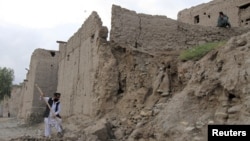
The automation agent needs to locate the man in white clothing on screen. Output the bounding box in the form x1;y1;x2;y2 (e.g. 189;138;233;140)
41;92;63;138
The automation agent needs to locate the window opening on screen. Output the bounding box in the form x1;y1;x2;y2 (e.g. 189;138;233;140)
194;15;200;24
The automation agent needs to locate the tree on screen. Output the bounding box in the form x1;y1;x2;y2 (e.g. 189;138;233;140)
0;67;14;100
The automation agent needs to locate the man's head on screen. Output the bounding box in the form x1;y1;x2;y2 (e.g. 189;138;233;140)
219;11;224;15
54;92;61;101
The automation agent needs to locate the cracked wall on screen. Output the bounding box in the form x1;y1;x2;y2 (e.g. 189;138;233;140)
56;11;116;117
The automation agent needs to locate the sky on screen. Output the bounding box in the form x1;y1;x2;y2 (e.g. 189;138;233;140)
0;0;211;84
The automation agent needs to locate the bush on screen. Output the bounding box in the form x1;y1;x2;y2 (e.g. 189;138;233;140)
179;41;226;61
0;67;14;100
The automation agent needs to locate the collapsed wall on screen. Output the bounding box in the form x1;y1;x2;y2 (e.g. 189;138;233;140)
17;49;59;123
103;6;250;140
178;0;250;27
146;30;250;141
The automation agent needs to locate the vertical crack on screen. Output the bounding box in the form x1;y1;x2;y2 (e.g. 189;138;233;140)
135;15;142;48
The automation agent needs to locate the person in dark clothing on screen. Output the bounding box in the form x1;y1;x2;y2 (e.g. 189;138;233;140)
40;92;63;138
217;11;231;28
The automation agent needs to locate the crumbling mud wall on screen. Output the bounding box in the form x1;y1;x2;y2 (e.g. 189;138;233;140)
56;11;117;118
111;5;248;51
17;49;59;123
109;5;249;103
8;85;22;117
178;0;250;27
56;5;249;119
103;6;250;140
0;86;20;118
6;4;250;141
0;91;18;118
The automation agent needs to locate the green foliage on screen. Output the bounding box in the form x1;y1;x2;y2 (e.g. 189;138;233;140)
0;67;14;100
179;41;226;61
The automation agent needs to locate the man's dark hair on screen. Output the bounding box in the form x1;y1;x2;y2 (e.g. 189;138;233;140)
219;11;224;15
54;92;61;97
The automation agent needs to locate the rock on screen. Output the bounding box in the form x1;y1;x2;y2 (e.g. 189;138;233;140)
83;119;114;140
228;105;242;114
129;129;142;139
208;120;214;124
214;111;228;123
152;109;160;116
195;121;204;129
180;121;189;126
161;92;170;97
140;110;152;117
114;128;125;140
236;38;247;47
185;126;195;132
193;136;204;141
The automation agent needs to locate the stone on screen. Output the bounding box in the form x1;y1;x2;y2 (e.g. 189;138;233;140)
228;105;242;114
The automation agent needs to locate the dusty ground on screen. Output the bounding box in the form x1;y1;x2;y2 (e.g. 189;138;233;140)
0;117;48;141
0;115;97;141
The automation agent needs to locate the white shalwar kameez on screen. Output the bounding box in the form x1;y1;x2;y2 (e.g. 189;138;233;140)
43;97;62;137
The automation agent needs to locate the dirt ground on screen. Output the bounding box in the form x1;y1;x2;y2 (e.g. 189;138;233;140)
0;117;46;141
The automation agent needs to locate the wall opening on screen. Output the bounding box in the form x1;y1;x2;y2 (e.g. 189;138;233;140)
239;3;250;9
239;2;250;26
50;51;55;57
67;55;70;61
194;15;200;24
